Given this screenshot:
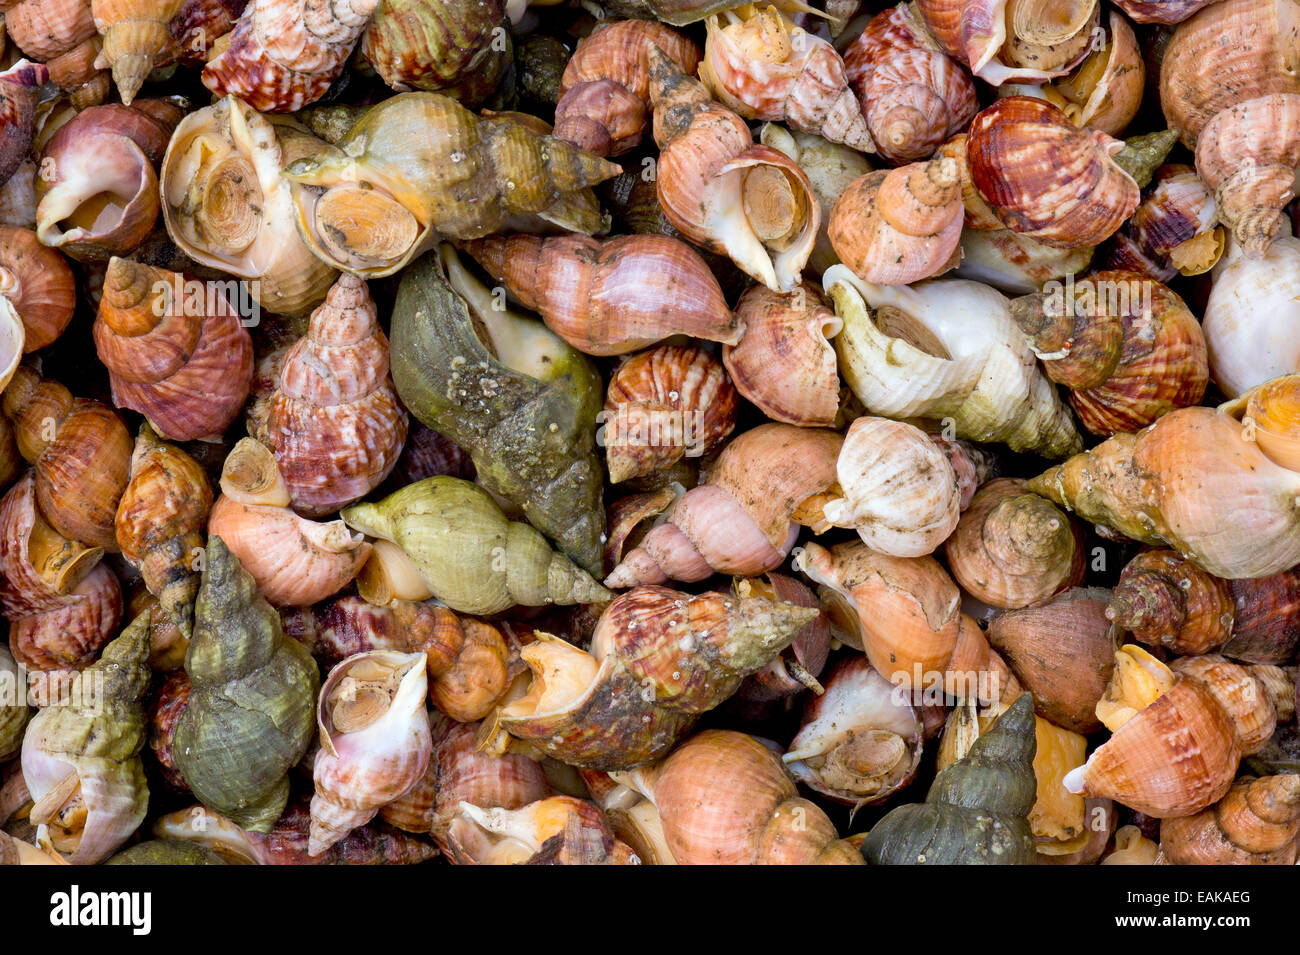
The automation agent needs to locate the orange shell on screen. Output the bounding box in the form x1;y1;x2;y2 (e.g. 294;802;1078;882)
1171;654;1276;756
4;0;97;61
0;225;76;353
1160;775;1300;865
1107;549;1233;655
828;158;963;285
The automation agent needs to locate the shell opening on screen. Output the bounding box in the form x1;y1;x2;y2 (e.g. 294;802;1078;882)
872;305;952;359
500;637;601;721
356;539;433;605
220;438;290;507
325;654;418;736
312;183;420;273
201;155;262;254
1094;644;1174;732
742;164;807;252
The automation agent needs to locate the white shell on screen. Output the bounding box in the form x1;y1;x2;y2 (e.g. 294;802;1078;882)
822;416;960;557
822;266;1082;458
1204;235;1300;398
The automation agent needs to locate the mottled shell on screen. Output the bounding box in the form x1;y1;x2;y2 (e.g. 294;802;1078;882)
94;257;255;442
967;97;1139;250
603;345;737;484
1104;164;1222;280
1221;568;1300;664
202;0;380;112
822;415;960;558
723;282;840;427
169;0;250;66
1159;0;1300;148
463;233;740;356
1108;549;1233;655
842;4;976;164
698;6;872;152
247;274;407;517
553;18;700;156
1113;0;1221;22
0;61;47;187
828;158;963;285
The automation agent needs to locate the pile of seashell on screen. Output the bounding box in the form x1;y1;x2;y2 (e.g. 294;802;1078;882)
1;0;1300;867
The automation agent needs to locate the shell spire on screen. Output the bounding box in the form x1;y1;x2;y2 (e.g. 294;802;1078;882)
20;611;151;864
91;0;185;105
862;693;1038;864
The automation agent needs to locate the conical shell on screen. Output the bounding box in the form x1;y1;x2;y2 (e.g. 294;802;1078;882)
94;257;255;442
20;611;150;864
309;650;432;856
91;0;185;105
1107;549;1233;655
497;585;817;770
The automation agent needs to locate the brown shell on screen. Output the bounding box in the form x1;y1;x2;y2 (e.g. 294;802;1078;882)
169;0;249;66
0;225;76;353
603;345;737;484
735;572;831;702
723;282;840;427
1102;164;1222;281
0;61;47;187
649;729;862;864
1012;270;1208;436
114;426;212;639
944;477;1084;611
967;97;1139;250
1108;549;1233;655
1074;677;1240;818
987;587;1117;734
148;669;192;791
842;4;977;164
2;367;133;552
91;0;186;105
1160;775;1300;864
554;19;701;157
1159;0;1300;148
1195;92;1300;257
246;274;407;517
1221;568;1300;664
463;233;740;356
828;158;963;285
94;257;255;442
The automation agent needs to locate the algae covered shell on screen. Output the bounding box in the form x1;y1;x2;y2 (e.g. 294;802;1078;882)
388;245;605;573
172;536;320;833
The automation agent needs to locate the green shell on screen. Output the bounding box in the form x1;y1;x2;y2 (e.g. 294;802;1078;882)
1113;129;1179;190
173;537;320;834
863;694;1039;865
516;35;569;108
0;645;29;760
106;840;230;865
388;247;606;574
342;477;612;616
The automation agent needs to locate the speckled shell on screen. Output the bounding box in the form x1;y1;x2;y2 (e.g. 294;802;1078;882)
723;281;840;427
698;6;872;152
553;18;700;156
169;0;249;66
967;97;1139;250
842;4;976;164
94;257;255;442
247;274;406;517
1159;0;1300;148
602;345;737;484
1108;549;1233;655
202;0;379;112
463;233;740;356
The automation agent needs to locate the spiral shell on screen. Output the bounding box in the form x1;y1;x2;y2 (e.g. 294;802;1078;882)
967;97;1139;250
3;0;109;104
20;611;150;863
160;96;338;316
603;345;737;484
1160;775;1300;865
553;18;700;157
1104;164;1223;280
114;425;212;639
1172;654;1276;757
202;0;379;112
842;4;976;164
822;415;960;558
90;0;184;105
648;46;818;292
1107;549;1234;655
309;650;432;856
1195;93;1300;258
498;585;817;770
1159;0;1300;148
94;257;255;442
828;157;963;285
463;233;740;356
447;795;638;865
698;5;872;152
